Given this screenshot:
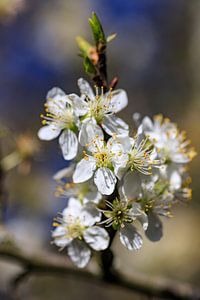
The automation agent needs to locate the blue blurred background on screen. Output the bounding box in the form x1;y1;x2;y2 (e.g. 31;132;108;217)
0;0;200;299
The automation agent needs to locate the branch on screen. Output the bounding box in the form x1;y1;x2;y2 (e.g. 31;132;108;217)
0;243;199;300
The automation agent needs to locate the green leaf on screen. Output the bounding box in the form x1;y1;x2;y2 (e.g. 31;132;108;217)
89;12;106;45
83;56;96;75
107;33;117;43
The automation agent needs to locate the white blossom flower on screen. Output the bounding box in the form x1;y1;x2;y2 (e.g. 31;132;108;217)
54;166;102;204
73;134;128;195
38;87;81;160
121;172;172;242
141;115;196;164
122;169;192;243
114;127;161;179
101;198;146;251
52;197;109;268
70;78;129;144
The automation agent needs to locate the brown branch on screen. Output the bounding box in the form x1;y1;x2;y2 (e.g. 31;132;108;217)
0;243;199;300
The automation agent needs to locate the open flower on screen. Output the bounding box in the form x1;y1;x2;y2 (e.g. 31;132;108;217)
38;87;80;160
141;115;196;164
70;78;129;144
121;169;192;243
114;127;161;179
121;172;173;242
73;134;128;195
101;198;147;251
52;197;109;268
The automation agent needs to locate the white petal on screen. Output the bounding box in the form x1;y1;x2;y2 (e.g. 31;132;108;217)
170;171;182;190
107;136;126;155
52;226;72;248
79;118;104;150
46;87;70;114
59;129;78;160
83;226;110;251
112;135;133;152
114;165;128;180
80;204;101;226
130;203;148;231
132;112;141;126
122;172;142;200
171;153;190;164
107;138;129;172
67;240;91;268
145;212;163;242
84;190;102;204
138;212;148;231
68;93;88;116
53;164;75;181
119;224;143;251
62;197;82;220
78;78;95;100
142;116;154;132
110;136;133;178
38;125;61;141
102;115;129;136
135;125;146;146
94;168;116;195
73;157;96;183
47;87;66;101
108;89;128;113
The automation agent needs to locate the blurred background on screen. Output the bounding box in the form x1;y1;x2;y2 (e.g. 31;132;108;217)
0;0;200;299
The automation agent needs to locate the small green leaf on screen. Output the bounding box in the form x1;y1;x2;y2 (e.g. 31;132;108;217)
89;12;106;45
107;33;117;43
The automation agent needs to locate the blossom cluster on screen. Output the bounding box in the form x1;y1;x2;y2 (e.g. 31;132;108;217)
38;78;196;268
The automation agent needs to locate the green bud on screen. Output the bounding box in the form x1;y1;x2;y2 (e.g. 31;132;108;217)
89;12;106;45
76;36;93;57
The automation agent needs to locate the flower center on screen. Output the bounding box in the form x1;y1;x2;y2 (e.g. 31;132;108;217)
129;148;152;175
41;103;75;130
66;220;85;239
88;88;113;123
94;150;112;168
102;199;133;229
